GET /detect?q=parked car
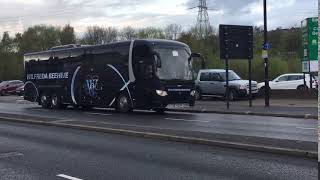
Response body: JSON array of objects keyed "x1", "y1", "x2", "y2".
[
  {"x1": 0, "y1": 80, "x2": 24, "y2": 96},
  {"x1": 15, "y1": 84, "x2": 25, "y2": 96},
  {"x1": 257, "y1": 73, "x2": 317, "y2": 93},
  {"x1": 195, "y1": 69, "x2": 258, "y2": 100}
]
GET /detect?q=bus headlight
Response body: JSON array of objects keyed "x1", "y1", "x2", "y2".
[
  {"x1": 156, "y1": 90, "x2": 168, "y2": 97},
  {"x1": 190, "y1": 90, "x2": 196, "y2": 96}
]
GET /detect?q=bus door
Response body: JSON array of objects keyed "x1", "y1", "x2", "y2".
[{"x1": 132, "y1": 44, "x2": 155, "y2": 108}]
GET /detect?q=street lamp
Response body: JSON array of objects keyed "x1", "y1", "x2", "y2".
[{"x1": 263, "y1": 0, "x2": 270, "y2": 107}]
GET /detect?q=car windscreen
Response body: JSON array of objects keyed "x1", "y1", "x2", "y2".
[{"x1": 220, "y1": 71, "x2": 241, "y2": 81}]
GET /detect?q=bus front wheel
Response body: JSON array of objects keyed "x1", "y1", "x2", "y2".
[{"x1": 116, "y1": 94, "x2": 132, "y2": 113}]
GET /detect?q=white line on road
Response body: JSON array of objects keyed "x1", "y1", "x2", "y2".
[
  {"x1": 0, "y1": 152, "x2": 24, "y2": 159},
  {"x1": 84, "y1": 112, "x2": 112, "y2": 116},
  {"x1": 57, "y1": 174, "x2": 83, "y2": 180},
  {"x1": 51, "y1": 120, "x2": 77, "y2": 124},
  {"x1": 295, "y1": 127, "x2": 317, "y2": 130},
  {"x1": 164, "y1": 118, "x2": 210, "y2": 123}
]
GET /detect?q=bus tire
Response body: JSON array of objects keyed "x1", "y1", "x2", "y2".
[
  {"x1": 51, "y1": 94, "x2": 62, "y2": 109},
  {"x1": 40, "y1": 94, "x2": 50, "y2": 109},
  {"x1": 116, "y1": 93, "x2": 132, "y2": 113},
  {"x1": 154, "y1": 108, "x2": 166, "y2": 114}
]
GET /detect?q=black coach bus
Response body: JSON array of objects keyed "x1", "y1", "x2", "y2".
[{"x1": 24, "y1": 39, "x2": 203, "y2": 113}]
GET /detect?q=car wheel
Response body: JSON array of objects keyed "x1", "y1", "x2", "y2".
[
  {"x1": 227, "y1": 89, "x2": 237, "y2": 101},
  {"x1": 40, "y1": 94, "x2": 50, "y2": 108},
  {"x1": 297, "y1": 85, "x2": 308, "y2": 92},
  {"x1": 194, "y1": 89, "x2": 202, "y2": 100},
  {"x1": 116, "y1": 94, "x2": 132, "y2": 113},
  {"x1": 0, "y1": 90, "x2": 4, "y2": 96}
]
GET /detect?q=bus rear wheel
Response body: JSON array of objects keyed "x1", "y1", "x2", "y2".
[
  {"x1": 40, "y1": 94, "x2": 50, "y2": 108},
  {"x1": 154, "y1": 108, "x2": 166, "y2": 114},
  {"x1": 116, "y1": 94, "x2": 132, "y2": 113},
  {"x1": 51, "y1": 94, "x2": 62, "y2": 109}
]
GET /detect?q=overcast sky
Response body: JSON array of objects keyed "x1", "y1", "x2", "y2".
[{"x1": 0, "y1": 0, "x2": 317, "y2": 36}]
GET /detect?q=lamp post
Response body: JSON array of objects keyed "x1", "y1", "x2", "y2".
[{"x1": 263, "y1": 0, "x2": 270, "y2": 107}]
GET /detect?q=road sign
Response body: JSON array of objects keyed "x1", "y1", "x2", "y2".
[
  {"x1": 301, "y1": 17, "x2": 318, "y2": 72},
  {"x1": 262, "y1": 50, "x2": 268, "y2": 58},
  {"x1": 263, "y1": 43, "x2": 271, "y2": 50},
  {"x1": 219, "y1": 25, "x2": 253, "y2": 60},
  {"x1": 219, "y1": 24, "x2": 254, "y2": 109}
]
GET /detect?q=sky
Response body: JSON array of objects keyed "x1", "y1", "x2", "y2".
[{"x1": 0, "y1": 0, "x2": 317, "y2": 36}]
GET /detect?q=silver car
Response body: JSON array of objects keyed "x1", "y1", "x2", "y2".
[{"x1": 195, "y1": 69, "x2": 258, "y2": 100}]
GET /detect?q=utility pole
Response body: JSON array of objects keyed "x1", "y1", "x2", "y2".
[
  {"x1": 188, "y1": 0, "x2": 211, "y2": 39},
  {"x1": 263, "y1": 0, "x2": 270, "y2": 107}
]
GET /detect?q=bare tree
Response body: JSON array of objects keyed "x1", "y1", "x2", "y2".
[
  {"x1": 137, "y1": 27, "x2": 165, "y2": 39},
  {"x1": 82, "y1": 26, "x2": 118, "y2": 45},
  {"x1": 121, "y1": 26, "x2": 137, "y2": 40},
  {"x1": 164, "y1": 24, "x2": 182, "y2": 40},
  {"x1": 104, "y1": 27, "x2": 118, "y2": 43}
]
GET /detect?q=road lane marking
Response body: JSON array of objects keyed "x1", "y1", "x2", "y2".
[
  {"x1": 82, "y1": 121, "x2": 183, "y2": 131},
  {"x1": 164, "y1": 118, "x2": 210, "y2": 123},
  {"x1": 51, "y1": 120, "x2": 77, "y2": 123},
  {"x1": 84, "y1": 112, "x2": 112, "y2": 116},
  {"x1": 57, "y1": 174, "x2": 83, "y2": 180},
  {"x1": 295, "y1": 127, "x2": 317, "y2": 130},
  {"x1": 0, "y1": 152, "x2": 24, "y2": 159}
]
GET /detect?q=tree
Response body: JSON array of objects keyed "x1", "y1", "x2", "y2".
[
  {"x1": 104, "y1": 27, "x2": 118, "y2": 43},
  {"x1": 121, "y1": 26, "x2": 137, "y2": 40},
  {"x1": 137, "y1": 27, "x2": 165, "y2": 39},
  {"x1": 60, "y1": 24, "x2": 76, "y2": 45},
  {"x1": 0, "y1": 32, "x2": 13, "y2": 53},
  {"x1": 164, "y1": 24, "x2": 182, "y2": 40},
  {"x1": 81, "y1": 26, "x2": 118, "y2": 45},
  {"x1": 19, "y1": 25, "x2": 60, "y2": 54}
]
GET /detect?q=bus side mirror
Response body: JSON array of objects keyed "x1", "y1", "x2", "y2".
[
  {"x1": 189, "y1": 53, "x2": 201, "y2": 59},
  {"x1": 189, "y1": 53, "x2": 206, "y2": 69},
  {"x1": 153, "y1": 52, "x2": 161, "y2": 68}
]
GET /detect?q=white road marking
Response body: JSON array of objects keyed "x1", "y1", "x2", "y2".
[
  {"x1": 164, "y1": 118, "x2": 210, "y2": 123},
  {"x1": 83, "y1": 120, "x2": 180, "y2": 131},
  {"x1": 84, "y1": 112, "x2": 112, "y2": 116},
  {"x1": 0, "y1": 152, "x2": 24, "y2": 159},
  {"x1": 57, "y1": 174, "x2": 83, "y2": 180},
  {"x1": 51, "y1": 120, "x2": 77, "y2": 123},
  {"x1": 295, "y1": 127, "x2": 317, "y2": 130}
]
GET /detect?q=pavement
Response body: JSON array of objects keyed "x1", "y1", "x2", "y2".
[
  {"x1": 0, "y1": 96, "x2": 317, "y2": 159},
  {"x1": 0, "y1": 121, "x2": 317, "y2": 180},
  {"x1": 169, "y1": 98, "x2": 318, "y2": 119}
]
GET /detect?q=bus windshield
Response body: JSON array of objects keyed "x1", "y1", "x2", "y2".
[{"x1": 153, "y1": 46, "x2": 193, "y2": 81}]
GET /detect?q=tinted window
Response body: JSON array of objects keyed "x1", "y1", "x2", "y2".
[
  {"x1": 288, "y1": 75, "x2": 301, "y2": 81},
  {"x1": 200, "y1": 72, "x2": 210, "y2": 81},
  {"x1": 71, "y1": 49, "x2": 85, "y2": 57},
  {"x1": 54, "y1": 50, "x2": 70, "y2": 59},
  {"x1": 210, "y1": 73, "x2": 221, "y2": 81},
  {"x1": 278, "y1": 76, "x2": 288, "y2": 81}
]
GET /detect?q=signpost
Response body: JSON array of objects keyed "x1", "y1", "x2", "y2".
[
  {"x1": 302, "y1": 17, "x2": 318, "y2": 72},
  {"x1": 219, "y1": 25, "x2": 253, "y2": 109},
  {"x1": 263, "y1": 0, "x2": 269, "y2": 107},
  {"x1": 301, "y1": 17, "x2": 318, "y2": 89}
]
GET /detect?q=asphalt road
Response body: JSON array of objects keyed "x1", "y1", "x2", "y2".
[
  {"x1": 0, "y1": 121, "x2": 317, "y2": 180},
  {"x1": 0, "y1": 102, "x2": 316, "y2": 143}
]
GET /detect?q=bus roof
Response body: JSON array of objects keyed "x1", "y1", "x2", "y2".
[{"x1": 23, "y1": 39, "x2": 189, "y2": 62}]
